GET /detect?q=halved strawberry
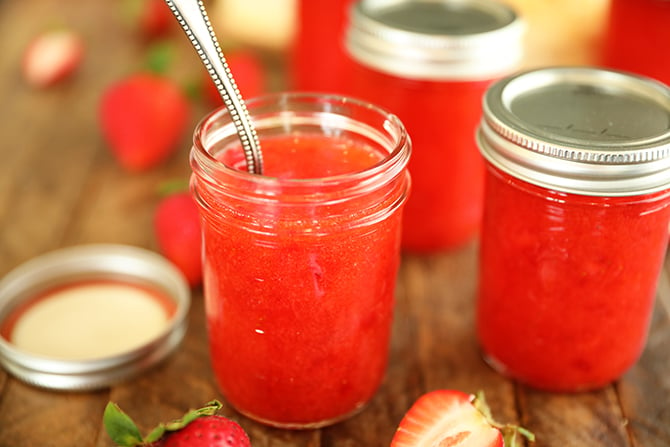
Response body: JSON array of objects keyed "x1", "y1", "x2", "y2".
[
  {"x1": 22, "y1": 29, "x2": 84, "y2": 88},
  {"x1": 391, "y1": 390, "x2": 534, "y2": 447}
]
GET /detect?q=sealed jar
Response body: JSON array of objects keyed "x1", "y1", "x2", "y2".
[
  {"x1": 190, "y1": 93, "x2": 411, "y2": 428},
  {"x1": 476, "y1": 67, "x2": 670, "y2": 391},
  {"x1": 346, "y1": 0, "x2": 523, "y2": 252},
  {"x1": 601, "y1": 0, "x2": 670, "y2": 86}
]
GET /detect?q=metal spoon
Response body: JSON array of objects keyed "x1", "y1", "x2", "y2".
[{"x1": 164, "y1": 0, "x2": 263, "y2": 174}]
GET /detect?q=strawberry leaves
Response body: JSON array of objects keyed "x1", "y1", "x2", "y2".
[
  {"x1": 103, "y1": 400, "x2": 223, "y2": 447},
  {"x1": 472, "y1": 391, "x2": 535, "y2": 447},
  {"x1": 103, "y1": 402, "x2": 146, "y2": 447}
]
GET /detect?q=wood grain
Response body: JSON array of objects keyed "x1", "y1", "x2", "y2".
[{"x1": 1, "y1": 1, "x2": 669, "y2": 447}]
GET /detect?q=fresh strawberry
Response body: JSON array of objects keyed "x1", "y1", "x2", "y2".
[
  {"x1": 154, "y1": 191, "x2": 202, "y2": 287},
  {"x1": 204, "y1": 50, "x2": 266, "y2": 106},
  {"x1": 138, "y1": 0, "x2": 176, "y2": 39},
  {"x1": 104, "y1": 400, "x2": 251, "y2": 447},
  {"x1": 99, "y1": 73, "x2": 190, "y2": 172},
  {"x1": 391, "y1": 390, "x2": 534, "y2": 447},
  {"x1": 161, "y1": 414, "x2": 250, "y2": 447},
  {"x1": 22, "y1": 29, "x2": 84, "y2": 88}
]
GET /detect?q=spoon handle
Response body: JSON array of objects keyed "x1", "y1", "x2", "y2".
[{"x1": 165, "y1": 0, "x2": 263, "y2": 174}]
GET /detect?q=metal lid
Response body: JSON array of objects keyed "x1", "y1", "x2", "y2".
[
  {"x1": 0, "y1": 244, "x2": 190, "y2": 391},
  {"x1": 478, "y1": 67, "x2": 670, "y2": 196},
  {"x1": 346, "y1": 0, "x2": 524, "y2": 80}
]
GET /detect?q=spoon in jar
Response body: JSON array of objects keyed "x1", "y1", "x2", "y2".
[{"x1": 164, "y1": 0, "x2": 263, "y2": 174}]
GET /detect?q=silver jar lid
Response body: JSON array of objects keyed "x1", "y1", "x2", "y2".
[
  {"x1": 478, "y1": 67, "x2": 670, "y2": 196},
  {"x1": 0, "y1": 244, "x2": 190, "y2": 391},
  {"x1": 346, "y1": 0, "x2": 524, "y2": 80}
]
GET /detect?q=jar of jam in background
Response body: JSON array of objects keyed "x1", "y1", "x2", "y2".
[
  {"x1": 190, "y1": 93, "x2": 411, "y2": 428},
  {"x1": 346, "y1": 0, "x2": 524, "y2": 252},
  {"x1": 601, "y1": 0, "x2": 670, "y2": 86},
  {"x1": 289, "y1": 0, "x2": 356, "y2": 95},
  {"x1": 476, "y1": 67, "x2": 670, "y2": 391}
]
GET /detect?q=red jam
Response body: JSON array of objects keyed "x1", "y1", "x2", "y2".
[
  {"x1": 350, "y1": 70, "x2": 493, "y2": 251},
  {"x1": 601, "y1": 0, "x2": 670, "y2": 85},
  {"x1": 289, "y1": 0, "x2": 355, "y2": 95},
  {"x1": 196, "y1": 133, "x2": 406, "y2": 427},
  {"x1": 476, "y1": 165, "x2": 670, "y2": 391}
]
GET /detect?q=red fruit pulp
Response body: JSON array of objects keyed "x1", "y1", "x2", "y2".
[
  {"x1": 350, "y1": 67, "x2": 492, "y2": 251},
  {"x1": 476, "y1": 165, "x2": 670, "y2": 391},
  {"x1": 601, "y1": 0, "x2": 670, "y2": 85},
  {"x1": 196, "y1": 134, "x2": 403, "y2": 427}
]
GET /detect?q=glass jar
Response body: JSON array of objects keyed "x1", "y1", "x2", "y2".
[
  {"x1": 346, "y1": 0, "x2": 524, "y2": 252},
  {"x1": 601, "y1": 0, "x2": 670, "y2": 86},
  {"x1": 476, "y1": 67, "x2": 670, "y2": 391},
  {"x1": 190, "y1": 93, "x2": 411, "y2": 428},
  {"x1": 289, "y1": 0, "x2": 356, "y2": 95}
]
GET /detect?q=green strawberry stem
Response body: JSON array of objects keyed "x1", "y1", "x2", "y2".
[
  {"x1": 157, "y1": 178, "x2": 190, "y2": 196},
  {"x1": 472, "y1": 391, "x2": 536, "y2": 447},
  {"x1": 146, "y1": 41, "x2": 175, "y2": 74},
  {"x1": 104, "y1": 400, "x2": 223, "y2": 446}
]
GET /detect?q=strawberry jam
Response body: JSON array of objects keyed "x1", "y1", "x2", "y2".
[
  {"x1": 190, "y1": 94, "x2": 410, "y2": 427},
  {"x1": 290, "y1": 0, "x2": 355, "y2": 95},
  {"x1": 601, "y1": 0, "x2": 670, "y2": 86},
  {"x1": 477, "y1": 166, "x2": 670, "y2": 390},
  {"x1": 476, "y1": 67, "x2": 670, "y2": 391},
  {"x1": 345, "y1": 0, "x2": 523, "y2": 252}
]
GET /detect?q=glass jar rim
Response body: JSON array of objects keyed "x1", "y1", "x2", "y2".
[{"x1": 191, "y1": 92, "x2": 411, "y2": 191}]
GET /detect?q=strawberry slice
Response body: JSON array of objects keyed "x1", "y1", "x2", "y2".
[
  {"x1": 22, "y1": 29, "x2": 84, "y2": 88},
  {"x1": 391, "y1": 390, "x2": 534, "y2": 447}
]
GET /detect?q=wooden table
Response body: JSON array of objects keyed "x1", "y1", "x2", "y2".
[{"x1": 1, "y1": 1, "x2": 669, "y2": 446}]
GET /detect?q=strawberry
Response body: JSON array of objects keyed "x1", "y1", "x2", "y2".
[
  {"x1": 204, "y1": 50, "x2": 266, "y2": 106},
  {"x1": 161, "y1": 415, "x2": 250, "y2": 447},
  {"x1": 391, "y1": 390, "x2": 535, "y2": 447},
  {"x1": 22, "y1": 29, "x2": 84, "y2": 88},
  {"x1": 104, "y1": 400, "x2": 251, "y2": 447},
  {"x1": 154, "y1": 190, "x2": 203, "y2": 287},
  {"x1": 138, "y1": 0, "x2": 177, "y2": 39},
  {"x1": 99, "y1": 73, "x2": 190, "y2": 172}
]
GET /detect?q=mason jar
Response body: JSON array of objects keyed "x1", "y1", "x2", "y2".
[
  {"x1": 601, "y1": 0, "x2": 670, "y2": 86},
  {"x1": 346, "y1": 0, "x2": 523, "y2": 252},
  {"x1": 476, "y1": 67, "x2": 670, "y2": 391},
  {"x1": 289, "y1": 0, "x2": 356, "y2": 95},
  {"x1": 190, "y1": 93, "x2": 411, "y2": 427}
]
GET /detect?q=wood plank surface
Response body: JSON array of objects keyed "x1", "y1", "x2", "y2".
[{"x1": 1, "y1": 1, "x2": 669, "y2": 447}]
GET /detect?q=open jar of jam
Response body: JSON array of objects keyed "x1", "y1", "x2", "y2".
[
  {"x1": 190, "y1": 93, "x2": 411, "y2": 428},
  {"x1": 346, "y1": 0, "x2": 524, "y2": 252},
  {"x1": 476, "y1": 67, "x2": 670, "y2": 391}
]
